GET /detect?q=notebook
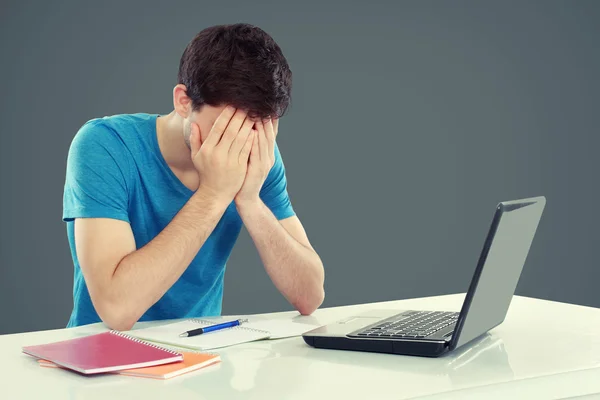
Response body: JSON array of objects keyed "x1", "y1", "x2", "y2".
[
  {"x1": 124, "y1": 319, "x2": 271, "y2": 351},
  {"x1": 38, "y1": 351, "x2": 220, "y2": 379},
  {"x1": 22, "y1": 331, "x2": 183, "y2": 374},
  {"x1": 123, "y1": 317, "x2": 322, "y2": 351}
]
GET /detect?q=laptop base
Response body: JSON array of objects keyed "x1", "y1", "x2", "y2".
[
  {"x1": 302, "y1": 309, "x2": 454, "y2": 357},
  {"x1": 302, "y1": 334, "x2": 449, "y2": 357}
]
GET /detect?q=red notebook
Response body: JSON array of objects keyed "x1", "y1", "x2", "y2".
[
  {"x1": 38, "y1": 351, "x2": 221, "y2": 379},
  {"x1": 22, "y1": 331, "x2": 183, "y2": 374}
]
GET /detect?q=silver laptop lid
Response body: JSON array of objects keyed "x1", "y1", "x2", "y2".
[{"x1": 450, "y1": 196, "x2": 546, "y2": 350}]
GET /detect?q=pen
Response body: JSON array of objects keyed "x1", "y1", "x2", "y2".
[{"x1": 179, "y1": 318, "x2": 248, "y2": 337}]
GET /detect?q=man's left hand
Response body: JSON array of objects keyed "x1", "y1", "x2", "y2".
[{"x1": 235, "y1": 118, "x2": 279, "y2": 206}]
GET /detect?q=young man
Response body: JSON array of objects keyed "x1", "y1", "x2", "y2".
[{"x1": 63, "y1": 24, "x2": 325, "y2": 330}]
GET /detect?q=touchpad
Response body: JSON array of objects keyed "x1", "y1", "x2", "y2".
[{"x1": 338, "y1": 316, "x2": 380, "y2": 324}]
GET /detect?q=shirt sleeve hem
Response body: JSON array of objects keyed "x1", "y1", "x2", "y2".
[
  {"x1": 63, "y1": 208, "x2": 130, "y2": 223},
  {"x1": 270, "y1": 206, "x2": 296, "y2": 221}
]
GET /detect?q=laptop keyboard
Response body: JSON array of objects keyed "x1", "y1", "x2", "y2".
[{"x1": 355, "y1": 310, "x2": 459, "y2": 339}]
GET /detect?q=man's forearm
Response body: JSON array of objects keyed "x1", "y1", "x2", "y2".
[
  {"x1": 103, "y1": 189, "x2": 229, "y2": 329},
  {"x1": 237, "y1": 200, "x2": 324, "y2": 315}
]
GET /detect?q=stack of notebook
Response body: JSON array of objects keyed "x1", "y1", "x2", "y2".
[
  {"x1": 22, "y1": 331, "x2": 220, "y2": 379},
  {"x1": 22, "y1": 316, "x2": 318, "y2": 379}
]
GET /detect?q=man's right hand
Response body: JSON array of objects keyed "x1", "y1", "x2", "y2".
[{"x1": 189, "y1": 106, "x2": 256, "y2": 203}]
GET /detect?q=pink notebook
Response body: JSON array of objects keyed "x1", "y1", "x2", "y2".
[
  {"x1": 38, "y1": 351, "x2": 221, "y2": 380},
  {"x1": 22, "y1": 331, "x2": 183, "y2": 375}
]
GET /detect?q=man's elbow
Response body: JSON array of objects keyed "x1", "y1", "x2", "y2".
[
  {"x1": 104, "y1": 315, "x2": 137, "y2": 332},
  {"x1": 296, "y1": 287, "x2": 325, "y2": 316},
  {"x1": 94, "y1": 298, "x2": 139, "y2": 331}
]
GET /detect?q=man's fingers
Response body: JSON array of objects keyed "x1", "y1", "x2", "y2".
[
  {"x1": 265, "y1": 119, "x2": 276, "y2": 157},
  {"x1": 220, "y1": 109, "x2": 249, "y2": 150},
  {"x1": 240, "y1": 129, "x2": 256, "y2": 164},
  {"x1": 256, "y1": 121, "x2": 268, "y2": 161},
  {"x1": 250, "y1": 128, "x2": 260, "y2": 162},
  {"x1": 230, "y1": 117, "x2": 254, "y2": 157},
  {"x1": 190, "y1": 123, "x2": 201, "y2": 156},
  {"x1": 204, "y1": 106, "x2": 237, "y2": 148}
]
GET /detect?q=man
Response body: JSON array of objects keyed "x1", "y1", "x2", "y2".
[{"x1": 63, "y1": 23, "x2": 325, "y2": 331}]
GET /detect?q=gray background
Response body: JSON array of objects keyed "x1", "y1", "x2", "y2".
[{"x1": 1, "y1": 0, "x2": 598, "y2": 335}]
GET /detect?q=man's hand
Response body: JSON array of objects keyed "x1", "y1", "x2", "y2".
[
  {"x1": 190, "y1": 106, "x2": 256, "y2": 203},
  {"x1": 235, "y1": 118, "x2": 279, "y2": 206}
]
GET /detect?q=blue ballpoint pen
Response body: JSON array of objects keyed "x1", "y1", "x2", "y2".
[{"x1": 179, "y1": 318, "x2": 248, "y2": 337}]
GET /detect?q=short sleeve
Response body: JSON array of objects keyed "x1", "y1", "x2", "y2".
[
  {"x1": 260, "y1": 143, "x2": 296, "y2": 220},
  {"x1": 63, "y1": 120, "x2": 131, "y2": 223}
]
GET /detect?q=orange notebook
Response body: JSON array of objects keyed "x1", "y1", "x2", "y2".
[{"x1": 38, "y1": 351, "x2": 220, "y2": 380}]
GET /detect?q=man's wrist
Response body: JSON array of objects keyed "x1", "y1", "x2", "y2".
[
  {"x1": 193, "y1": 185, "x2": 232, "y2": 209},
  {"x1": 235, "y1": 195, "x2": 263, "y2": 216}
]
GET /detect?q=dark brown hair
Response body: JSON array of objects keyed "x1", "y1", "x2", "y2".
[{"x1": 177, "y1": 23, "x2": 292, "y2": 119}]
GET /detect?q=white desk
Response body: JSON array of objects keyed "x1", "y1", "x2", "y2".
[{"x1": 2, "y1": 294, "x2": 599, "y2": 400}]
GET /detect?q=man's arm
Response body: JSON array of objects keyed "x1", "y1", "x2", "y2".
[
  {"x1": 76, "y1": 106, "x2": 256, "y2": 331},
  {"x1": 235, "y1": 119, "x2": 324, "y2": 314},
  {"x1": 236, "y1": 203, "x2": 324, "y2": 314},
  {"x1": 76, "y1": 189, "x2": 229, "y2": 331}
]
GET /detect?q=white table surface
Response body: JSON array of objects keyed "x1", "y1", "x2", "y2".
[{"x1": 2, "y1": 293, "x2": 599, "y2": 400}]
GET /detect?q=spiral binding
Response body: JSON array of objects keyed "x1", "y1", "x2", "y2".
[
  {"x1": 189, "y1": 319, "x2": 269, "y2": 335},
  {"x1": 160, "y1": 345, "x2": 220, "y2": 356},
  {"x1": 142, "y1": 340, "x2": 220, "y2": 356},
  {"x1": 109, "y1": 330, "x2": 183, "y2": 356}
]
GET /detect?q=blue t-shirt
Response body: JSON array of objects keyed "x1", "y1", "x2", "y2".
[{"x1": 63, "y1": 113, "x2": 295, "y2": 327}]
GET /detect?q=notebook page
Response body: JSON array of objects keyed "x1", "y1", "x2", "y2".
[
  {"x1": 124, "y1": 320, "x2": 271, "y2": 351},
  {"x1": 185, "y1": 314, "x2": 324, "y2": 339},
  {"x1": 242, "y1": 319, "x2": 322, "y2": 339}
]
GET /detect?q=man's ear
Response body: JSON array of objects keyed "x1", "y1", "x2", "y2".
[{"x1": 173, "y1": 84, "x2": 192, "y2": 118}]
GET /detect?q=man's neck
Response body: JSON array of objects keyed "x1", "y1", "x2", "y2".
[{"x1": 156, "y1": 111, "x2": 194, "y2": 171}]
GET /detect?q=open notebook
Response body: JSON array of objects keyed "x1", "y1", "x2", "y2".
[{"x1": 123, "y1": 317, "x2": 319, "y2": 351}]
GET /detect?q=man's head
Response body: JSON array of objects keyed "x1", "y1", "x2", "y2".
[{"x1": 173, "y1": 23, "x2": 292, "y2": 147}]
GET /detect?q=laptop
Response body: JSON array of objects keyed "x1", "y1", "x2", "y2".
[{"x1": 302, "y1": 196, "x2": 546, "y2": 357}]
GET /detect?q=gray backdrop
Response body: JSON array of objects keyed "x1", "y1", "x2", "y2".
[{"x1": 1, "y1": 0, "x2": 598, "y2": 335}]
